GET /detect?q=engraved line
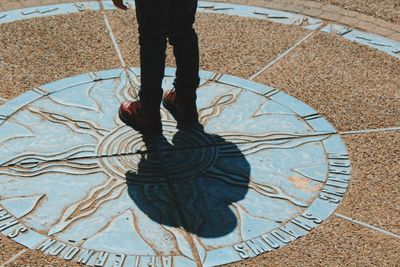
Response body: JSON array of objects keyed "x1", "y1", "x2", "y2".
[
  {"x1": 231, "y1": 203, "x2": 245, "y2": 241},
  {"x1": 97, "y1": 0, "x2": 140, "y2": 94},
  {"x1": 32, "y1": 87, "x2": 49, "y2": 96},
  {"x1": 238, "y1": 135, "x2": 330, "y2": 156},
  {"x1": 340, "y1": 127, "x2": 400, "y2": 135},
  {"x1": 0, "y1": 249, "x2": 27, "y2": 267},
  {"x1": 5, "y1": 162, "x2": 100, "y2": 174},
  {"x1": 199, "y1": 90, "x2": 241, "y2": 125},
  {"x1": 232, "y1": 202, "x2": 279, "y2": 224},
  {"x1": 156, "y1": 150, "x2": 203, "y2": 266},
  {"x1": 48, "y1": 180, "x2": 126, "y2": 236},
  {"x1": 0, "y1": 132, "x2": 336, "y2": 168},
  {"x1": 0, "y1": 169, "x2": 103, "y2": 178},
  {"x1": 249, "y1": 26, "x2": 323, "y2": 81},
  {"x1": 28, "y1": 108, "x2": 109, "y2": 139},
  {"x1": 0, "y1": 145, "x2": 96, "y2": 166},
  {"x1": 47, "y1": 84, "x2": 100, "y2": 112},
  {"x1": 335, "y1": 213, "x2": 400, "y2": 239}
]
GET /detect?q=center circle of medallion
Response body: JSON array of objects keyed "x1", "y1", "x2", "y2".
[{"x1": 97, "y1": 123, "x2": 219, "y2": 182}]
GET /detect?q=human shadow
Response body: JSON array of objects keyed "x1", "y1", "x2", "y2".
[{"x1": 126, "y1": 126, "x2": 251, "y2": 238}]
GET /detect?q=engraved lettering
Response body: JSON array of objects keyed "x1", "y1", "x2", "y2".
[
  {"x1": 329, "y1": 167, "x2": 350, "y2": 175},
  {"x1": 124, "y1": 256, "x2": 139, "y2": 267},
  {"x1": 95, "y1": 251, "x2": 109, "y2": 267},
  {"x1": 7, "y1": 226, "x2": 28, "y2": 238},
  {"x1": 279, "y1": 225, "x2": 302, "y2": 239},
  {"x1": 161, "y1": 256, "x2": 172, "y2": 267},
  {"x1": 326, "y1": 180, "x2": 348, "y2": 189},
  {"x1": 112, "y1": 254, "x2": 126, "y2": 267},
  {"x1": 0, "y1": 219, "x2": 19, "y2": 232},
  {"x1": 64, "y1": 247, "x2": 80, "y2": 260},
  {"x1": 302, "y1": 213, "x2": 323, "y2": 224},
  {"x1": 153, "y1": 256, "x2": 164, "y2": 267},
  {"x1": 149, "y1": 256, "x2": 156, "y2": 267},
  {"x1": 233, "y1": 243, "x2": 250, "y2": 259},
  {"x1": 77, "y1": 249, "x2": 95, "y2": 264},
  {"x1": 319, "y1": 193, "x2": 340, "y2": 203},
  {"x1": 328, "y1": 153, "x2": 349, "y2": 160},
  {"x1": 21, "y1": 7, "x2": 59, "y2": 15},
  {"x1": 37, "y1": 239, "x2": 57, "y2": 252},
  {"x1": 292, "y1": 218, "x2": 314, "y2": 231},
  {"x1": 328, "y1": 174, "x2": 350, "y2": 183},
  {"x1": 303, "y1": 113, "x2": 322, "y2": 120},
  {"x1": 322, "y1": 187, "x2": 345, "y2": 197},
  {"x1": 75, "y1": 3, "x2": 86, "y2": 11},
  {"x1": 49, "y1": 242, "x2": 66, "y2": 256},
  {"x1": 246, "y1": 237, "x2": 272, "y2": 255},
  {"x1": 137, "y1": 256, "x2": 152, "y2": 266},
  {"x1": 0, "y1": 211, "x2": 12, "y2": 221},
  {"x1": 271, "y1": 230, "x2": 294, "y2": 243},
  {"x1": 261, "y1": 234, "x2": 280, "y2": 249},
  {"x1": 329, "y1": 160, "x2": 350, "y2": 168}
]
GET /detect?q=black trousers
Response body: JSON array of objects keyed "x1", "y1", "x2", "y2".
[{"x1": 135, "y1": 0, "x2": 200, "y2": 109}]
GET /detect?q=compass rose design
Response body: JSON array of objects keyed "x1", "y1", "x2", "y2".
[{"x1": 0, "y1": 68, "x2": 350, "y2": 267}]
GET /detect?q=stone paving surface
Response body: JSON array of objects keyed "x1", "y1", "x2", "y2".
[
  {"x1": 310, "y1": 0, "x2": 400, "y2": 25},
  {"x1": 0, "y1": 0, "x2": 94, "y2": 12},
  {"x1": 0, "y1": 236, "x2": 26, "y2": 265},
  {"x1": 0, "y1": 11, "x2": 120, "y2": 99},
  {"x1": 228, "y1": 217, "x2": 400, "y2": 267},
  {"x1": 256, "y1": 32, "x2": 400, "y2": 132},
  {"x1": 107, "y1": 10, "x2": 308, "y2": 78},
  {"x1": 213, "y1": 0, "x2": 400, "y2": 42},
  {"x1": 3, "y1": 250, "x2": 82, "y2": 267},
  {"x1": 338, "y1": 131, "x2": 400, "y2": 235},
  {"x1": 0, "y1": 1, "x2": 399, "y2": 267},
  {"x1": 1, "y1": 0, "x2": 400, "y2": 42}
]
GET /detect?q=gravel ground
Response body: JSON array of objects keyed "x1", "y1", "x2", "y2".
[
  {"x1": 256, "y1": 32, "x2": 400, "y2": 132},
  {"x1": 3, "y1": 250, "x2": 83, "y2": 267},
  {"x1": 228, "y1": 216, "x2": 400, "y2": 267},
  {"x1": 0, "y1": 236, "x2": 26, "y2": 266},
  {"x1": 308, "y1": 0, "x2": 400, "y2": 25},
  {"x1": 107, "y1": 10, "x2": 308, "y2": 78},
  {"x1": 0, "y1": 11, "x2": 120, "y2": 99},
  {"x1": 0, "y1": 0, "x2": 84, "y2": 11},
  {"x1": 338, "y1": 131, "x2": 400, "y2": 235},
  {"x1": 1, "y1": 0, "x2": 400, "y2": 26}
]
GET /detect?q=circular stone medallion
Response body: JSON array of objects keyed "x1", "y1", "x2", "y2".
[{"x1": 0, "y1": 68, "x2": 351, "y2": 267}]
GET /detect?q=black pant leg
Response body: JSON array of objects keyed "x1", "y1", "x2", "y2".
[
  {"x1": 169, "y1": 0, "x2": 200, "y2": 94},
  {"x1": 135, "y1": 0, "x2": 172, "y2": 109}
]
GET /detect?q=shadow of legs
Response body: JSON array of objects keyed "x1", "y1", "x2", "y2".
[{"x1": 126, "y1": 127, "x2": 251, "y2": 238}]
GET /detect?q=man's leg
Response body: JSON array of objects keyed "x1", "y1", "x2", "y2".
[
  {"x1": 135, "y1": 0, "x2": 172, "y2": 110},
  {"x1": 163, "y1": 0, "x2": 200, "y2": 124},
  {"x1": 168, "y1": 0, "x2": 200, "y2": 94},
  {"x1": 119, "y1": 0, "x2": 172, "y2": 135}
]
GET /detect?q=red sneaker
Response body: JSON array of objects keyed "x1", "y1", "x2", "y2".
[
  {"x1": 162, "y1": 89, "x2": 200, "y2": 127},
  {"x1": 119, "y1": 101, "x2": 162, "y2": 135}
]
